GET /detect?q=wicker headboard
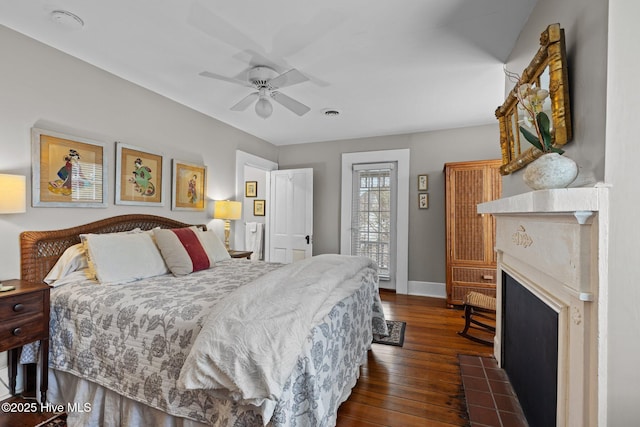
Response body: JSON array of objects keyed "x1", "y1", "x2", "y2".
[{"x1": 20, "y1": 214, "x2": 206, "y2": 284}]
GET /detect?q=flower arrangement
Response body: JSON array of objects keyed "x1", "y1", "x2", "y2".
[{"x1": 505, "y1": 69, "x2": 564, "y2": 155}]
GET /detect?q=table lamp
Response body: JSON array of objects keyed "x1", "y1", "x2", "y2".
[
  {"x1": 0, "y1": 174, "x2": 26, "y2": 292},
  {"x1": 213, "y1": 200, "x2": 242, "y2": 250}
]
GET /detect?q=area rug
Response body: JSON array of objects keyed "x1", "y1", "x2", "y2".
[
  {"x1": 373, "y1": 320, "x2": 406, "y2": 347},
  {"x1": 35, "y1": 412, "x2": 67, "y2": 427}
]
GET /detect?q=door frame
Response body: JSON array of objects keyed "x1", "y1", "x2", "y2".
[
  {"x1": 340, "y1": 149, "x2": 410, "y2": 294},
  {"x1": 235, "y1": 150, "x2": 278, "y2": 259}
]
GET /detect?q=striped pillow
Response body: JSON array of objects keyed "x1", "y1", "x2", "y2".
[{"x1": 153, "y1": 227, "x2": 230, "y2": 276}]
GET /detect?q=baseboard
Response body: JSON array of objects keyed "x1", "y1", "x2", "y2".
[{"x1": 408, "y1": 281, "x2": 446, "y2": 298}]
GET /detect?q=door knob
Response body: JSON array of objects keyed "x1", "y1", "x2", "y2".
[{"x1": 305, "y1": 235, "x2": 310, "y2": 244}]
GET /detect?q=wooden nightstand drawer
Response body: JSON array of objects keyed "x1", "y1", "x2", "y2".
[
  {"x1": 0, "y1": 279, "x2": 51, "y2": 402},
  {"x1": 0, "y1": 314, "x2": 46, "y2": 351},
  {"x1": 0, "y1": 291, "x2": 45, "y2": 319}
]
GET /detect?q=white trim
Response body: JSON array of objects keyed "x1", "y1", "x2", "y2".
[
  {"x1": 352, "y1": 162, "x2": 395, "y2": 171},
  {"x1": 341, "y1": 149, "x2": 410, "y2": 294},
  {"x1": 595, "y1": 185, "x2": 610, "y2": 427},
  {"x1": 408, "y1": 281, "x2": 446, "y2": 299}
]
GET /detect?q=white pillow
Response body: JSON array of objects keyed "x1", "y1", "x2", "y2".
[
  {"x1": 199, "y1": 230, "x2": 231, "y2": 262},
  {"x1": 153, "y1": 227, "x2": 230, "y2": 276},
  {"x1": 80, "y1": 232, "x2": 169, "y2": 284},
  {"x1": 80, "y1": 228, "x2": 145, "y2": 279},
  {"x1": 44, "y1": 243, "x2": 88, "y2": 285}
]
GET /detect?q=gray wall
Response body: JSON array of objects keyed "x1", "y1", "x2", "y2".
[
  {"x1": 242, "y1": 165, "x2": 267, "y2": 225},
  {"x1": 277, "y1": 124, "x2": 500, "y2": 284},
  {"x1": 0, "y1": 24, "x2": 277, "y2": 282},
  {"x1": 502, "y1": 0, "x2": 608, "y2": 196}
]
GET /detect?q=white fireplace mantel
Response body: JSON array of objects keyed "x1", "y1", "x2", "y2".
[
  {"x1": 477, "y1": 184, "x2": 608, "y2": 216},
  {"x1": 478, "y1": 184, "x2": 609, "y2": 427}
]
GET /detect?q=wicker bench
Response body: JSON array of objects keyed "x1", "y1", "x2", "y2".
[{"x1": 457, "y1": 291, "x2": 496, "y2": 345}]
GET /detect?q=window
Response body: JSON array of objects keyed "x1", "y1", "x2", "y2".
[{"x1": 351, "y1": 163, "x2": 395, "y2": 279}]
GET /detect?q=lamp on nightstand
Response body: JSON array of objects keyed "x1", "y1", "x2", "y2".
[
  {"x1": 213, "y1": 200, "x2": 242, "y2": 251},
  {"x1": 0, "y1": 174, "x2": 26, "y2": 292}
]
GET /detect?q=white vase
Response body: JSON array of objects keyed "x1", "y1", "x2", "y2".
[{"x1": 523, "y1": 153, "x2": 578, "y2": 190}]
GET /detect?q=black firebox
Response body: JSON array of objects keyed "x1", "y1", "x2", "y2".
[{"x1": 502, "y1": 272, "x2": 558, "y2": 427}]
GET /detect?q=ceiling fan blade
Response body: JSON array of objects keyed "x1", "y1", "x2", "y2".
[
  {"x1": 268, "y1": 69, "x2": 309, "y2": 89},
  {"x1": 189, "y1": 2, "x2": 262, "y2": 55},
  {"x1": 199, "y1": 71, "x2": 250, "y2": 87},
  {"x1": 230, "y1": 92, "x2": 259, "y2": 111},
  {"x1": 271, "y1": 92, "x2": 311, "y2": 116},
  {"x1": 233, "y1": 50, "x2": 285, "y2": 77}
]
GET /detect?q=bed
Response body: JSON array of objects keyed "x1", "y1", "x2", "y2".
[{"x1": 19, "y1": 214, "x2": 387, "y2": 427}]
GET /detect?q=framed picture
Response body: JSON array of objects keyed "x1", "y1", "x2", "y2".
[
  {"x1": 245, "y1": 181, "x2": 257, "y2": 197},
  {"x1": 172, "y1": 160, "x2": 207, "y2": 211},
  {"x1": 496, "y1": 24, "x2": 572, "y2": 175},
  {"x1": 418, "y1": 174, "x2": 428, "y2": 191},
  {"x1": 115, "y1": 142, "x2": 163, "y2": 206},
  {"x1": 253, "y1": 199, "x2": 265, "y2": 216},
  {"x1": 419, "y1": 193, "x2": 429, "y2": 209},
  {"x1": 31, "y1": 128, "x2": 108, "y2": 208}
]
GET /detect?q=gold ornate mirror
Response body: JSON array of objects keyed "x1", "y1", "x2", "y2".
[{"x1": 495, "y1": 23, "x2": 572, "y2": 175}]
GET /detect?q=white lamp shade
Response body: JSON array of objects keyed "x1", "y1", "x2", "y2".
[
  {"x1": 0, "y1": 174, "x2": 26, "y2": 214},
  {"x1": 213, "y1": 200, "x2": 242, "y2": 220},
  {"x1": 255, "y1": 97, "x2": 273, "y2": 119}
]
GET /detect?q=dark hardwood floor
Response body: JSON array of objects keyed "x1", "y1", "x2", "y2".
[
  {"x1": 337, "y1": 291, "x2": 495, "y2": 427},
  {"x1": 0, "y1": 396, "x2": 60, "y2": 427},
  {"x1": 1, "y1": 292, "x2": 494, "y2": 427}
]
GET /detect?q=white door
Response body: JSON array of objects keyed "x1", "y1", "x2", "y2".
[
  {"x1": 349, "y1": 163, "x2": 397, "y2": 290},
  {"x1": 340, "y1": 149, "x2": 410, "y2": 294},
  {"x1": 268, "y1": 168, "x2": 313, "y2": 264}
]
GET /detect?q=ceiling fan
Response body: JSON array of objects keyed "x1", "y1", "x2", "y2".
[{"x1": 199, "y1": 66, "x2": 311, "y2": 119}]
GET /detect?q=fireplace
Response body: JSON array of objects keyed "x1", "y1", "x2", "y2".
[{"x1": 478, "y1": 186, "x2": 608, "y2": 427}]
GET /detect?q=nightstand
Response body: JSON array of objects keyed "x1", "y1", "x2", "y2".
[
  {"x1": 0, "y1": 280, "x2": 50, "y2": 403},
  {"x1": 228, "y1": 250, "x2": 253, "y2": 259}
]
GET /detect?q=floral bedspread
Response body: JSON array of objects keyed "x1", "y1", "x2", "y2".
[{"x1": 24, "y1": 258, "x2": 386, "y2": 426}]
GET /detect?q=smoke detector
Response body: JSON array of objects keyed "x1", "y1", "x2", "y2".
[{"x1": 50, "y1": 10, "x2": 85, "y2": 29}]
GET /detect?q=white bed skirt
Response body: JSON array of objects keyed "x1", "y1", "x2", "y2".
[
  {"x1": 48, "y1": 369, "x2": 209, "y2": 427},
  {"x1": 48, "y1": 363, "x2": 362, "y2": 427}
]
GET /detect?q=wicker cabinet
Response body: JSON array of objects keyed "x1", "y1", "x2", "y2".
[{"x1": 444, "y1": 160, "x2": 502, "y2": 306}]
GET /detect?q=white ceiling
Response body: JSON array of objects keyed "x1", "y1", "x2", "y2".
[{"x1": 0, "y1": 0, "x2": 537, "y2": 146}]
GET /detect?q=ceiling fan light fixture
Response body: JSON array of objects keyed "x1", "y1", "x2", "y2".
[
  {"x1": 255, "y1": 97, "x2": 273, "y2": 119},
  {"x1": 201, "y1": 65, "x2": 309, "y2": 118}
]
